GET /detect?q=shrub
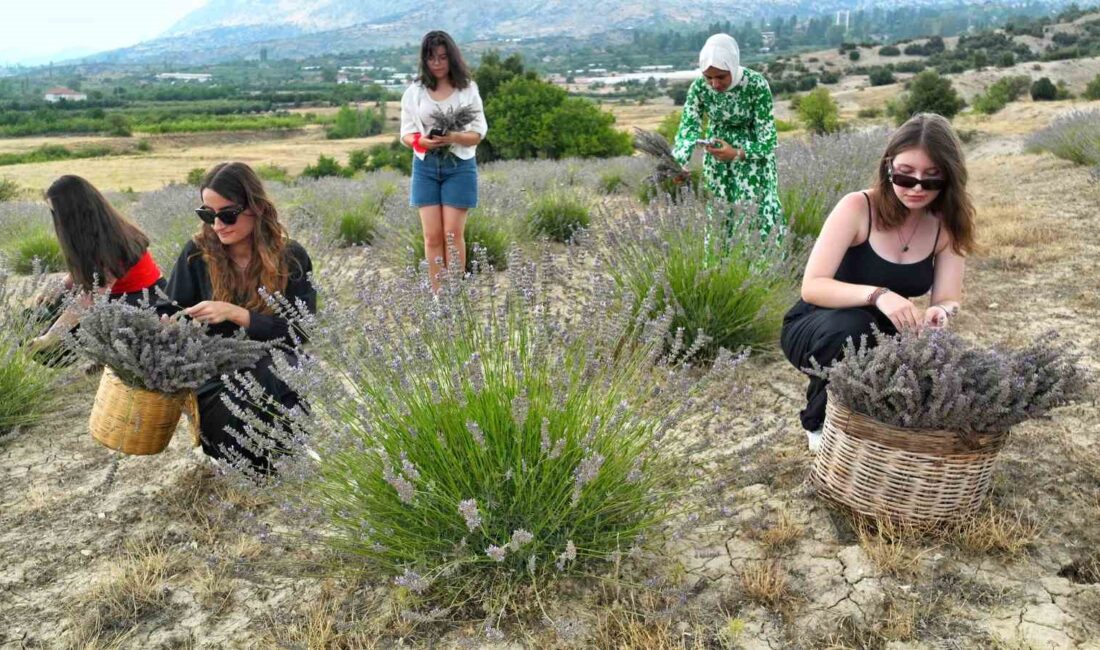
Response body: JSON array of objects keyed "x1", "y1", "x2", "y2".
[
  {"x1": 106, "y1": 113, "x2": 131, "y2": 137},
  {"x1": 858, "y1": 107, "x2": 883, "y2": 119},
  {"x1": 601, "y1": 194, "x2": 797, "y2": 360},
  {"x1": 1030, "y1": 77, "x2": 1058, "y2": 101},
  {"x1": 0, "y1": 178, "x2": 19, "y2": 202},
  {"x1": 186, "y1": 168, "x2": 206, "y2": 186},
  {"x1": 657, "y1": 110, "x2": 681, "y2": 142},
  {"x1": 868, "y1": 67, "x2": 896, "y2": 86},
  {"x1": 301, "y1": 154, "x2": 350, "y2": 179},
  {"x1": 797, "y1": 87, "x2": 840, "y2": 135},
  {"x1": 9, "y1": 229, "x2": 64, "y2": 274},
  {"x1": 1085, "y1": 74, "x2": 1100, "y2": 101},
  {"x1": 134, "y1": 140, "x2": 152, "y2": 153},
  {"x1": 0, "y1": 274, "x2": 62, "y2": 436},
  {"x1": 893, "y1": 70, "x2": 965, "y2": 124},
  {"x1": 337, "y1": 201, "x2": 381, "y2": 247},
  {"x1": 401, "y1": 209, "x2": 512, "y2": 272},
  {"x1": 879, "y1": 45, "x2": 901, "y2": 56},
  {"x1": 256, "y1": 163, "x2": 291, "y2": 184},
  {"x1": 973, "y1": 75, "x2": 1031, "y2": 114},
  {"x1": 1026, "y1": 109, "x2": 1100, "y2": 169},
  {"x1": 325, "y1": 105, "x2": 383, "y2": 139},
  {"x1": 218, "y1": 261, "x2": 743, "y2": 611},
  {"x1": 525, "y1": 192, "x2": 590, "y2": 243},
  {"x1": 849, "y1": 50, "x2": 861, "y2": 61},
  {"x1": 598, "y1": 170, "x2": 626, "y2": 193},
  {"x1": 820, "y1": 70, "x2": 841, "y2": 85},
  {"x1": 775, "y1": 118, "x2": 796, "y2": 132},
  {"x1": 353, "y1": 140, "x2": 413, "y2": 176},
  {"x1": 813, "y1": 329, "x2": 1088, "y2": 433},
  {"x1": 484, "y1": 76, "x2": 631, "y2": 160}
]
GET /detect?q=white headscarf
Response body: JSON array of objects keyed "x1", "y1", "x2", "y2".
[{"x1": 698, "y1": 33, "x2": 743, "y2": 91}]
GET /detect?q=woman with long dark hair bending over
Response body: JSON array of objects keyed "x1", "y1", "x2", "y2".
[
  {"x1": 166, "y1": 161, "x2": 315, "y2": 470},
  {"x1": 29, "y1": 175, "x2": 165, "y2": 354},
  {"x1": 781, "y1": 114, "x2": 975, "y2": 452}
]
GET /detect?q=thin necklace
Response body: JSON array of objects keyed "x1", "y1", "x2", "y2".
[{"x1": 897, "y1": 216, "x2": 921, "y2": 253}]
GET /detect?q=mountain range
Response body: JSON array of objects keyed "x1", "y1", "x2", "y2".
[{"x1": 75, "y1": 0, "x2": 1039, "y2": 65}]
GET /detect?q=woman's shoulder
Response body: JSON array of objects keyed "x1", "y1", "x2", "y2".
[
  {"x1": 401, "y1": 83, "x2": 423, "y2": 101},
  {"x1": 285, "y1": 238, "x2": 311, "y2": 260},
  {"x1": 178, "y1": 238, "x2": 202, "y2": 261},
  {"x1": 740, "y1": 68, "x2": 770, "y2": 92}
]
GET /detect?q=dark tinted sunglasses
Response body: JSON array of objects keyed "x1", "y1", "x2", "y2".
[
  {"x1": 195, "y1": 205, "x2": 245, "y2": 225},
  {"x1": 888, "y1": 169, "x2": 947, "y2": 191}
]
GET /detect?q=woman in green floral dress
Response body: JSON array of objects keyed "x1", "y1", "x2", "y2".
[{"x1": 672, "y1": 33, "x2": 785, "y2": 239}]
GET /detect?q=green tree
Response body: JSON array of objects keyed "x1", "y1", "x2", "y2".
[
  {"x1": 1030, "y1": 77, "x2": 1057, "y2": 101},
  {"x1": 1084, "y1": 74, "x2": 1100, "y2": 101},
  {"x1": 326, "y1": 105, "x2": 382, "y2": 139},
  {"x1": 798, "y1": 87, "x2": 840, "y2": 134},
  {"x1": 894, "y1": 70, "x2": 965, "y2": 123},
  {"x1": 483, "y1": 76, "x2": 631, "y2": 160},
  {"x1": 474, "y1": 51, "x2": 535, "y2": 101}
]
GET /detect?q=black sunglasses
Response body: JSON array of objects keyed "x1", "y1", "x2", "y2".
[
  {"x1": 195, "y1": 205, "x2": 245, "y2": 225},
  {"x1": 888, "y1": 169, "x2": 947, "y2": 191}
]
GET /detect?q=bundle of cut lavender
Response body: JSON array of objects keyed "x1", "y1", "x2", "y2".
[
  {"x1": 69, "y1": 300, "x2": 271, "y2": 394},
  {"x1": 633, "y1": 128, "x2": 687, "y2": 186},
  {"x1": 428, "y1": 104, "x2": 479, "y2": 135},
  {"x1": 811, "y1": 329, "x2": 1089, "y2": 433}
]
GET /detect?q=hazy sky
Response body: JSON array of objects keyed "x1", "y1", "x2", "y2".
[{"x1": 0, "y1": 0, "x2": 211, "y2": 65}]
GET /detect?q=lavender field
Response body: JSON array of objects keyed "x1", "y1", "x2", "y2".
[{"x1": 2, "y1": 112, "x2": 1100, "y2": 649}]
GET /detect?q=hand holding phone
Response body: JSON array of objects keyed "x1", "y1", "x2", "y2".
[
  {"x1": 428, "y1": 127, "x2": 447, "y2": 139},
  {"x1": 695, "y1": 138, "x2": 718, "y2": 147}
]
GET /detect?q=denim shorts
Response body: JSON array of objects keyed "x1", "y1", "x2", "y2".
[{"x1": 410, "y1": 151, "x2": 479, "y2": 209}]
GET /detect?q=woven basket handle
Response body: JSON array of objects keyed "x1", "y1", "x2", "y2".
[{"x1": 182, "y1": 391, "x2": 201, "y2": 448}]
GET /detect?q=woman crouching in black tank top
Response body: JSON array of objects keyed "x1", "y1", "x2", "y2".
[{"x1": 780, "y1": 113, "x2": 976, "y2": 452}]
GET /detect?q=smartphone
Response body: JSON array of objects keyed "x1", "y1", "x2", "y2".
[
  {"x1": 428, "y1": 127, "x2": 447, "y2": 138},
  {"x1": 695, "y1": 138, "x2": 717, "y2": 147}
]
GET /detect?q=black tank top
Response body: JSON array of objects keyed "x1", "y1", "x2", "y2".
[{"x1": 833, "y1": 192, "x2": 940, "y2": 298}]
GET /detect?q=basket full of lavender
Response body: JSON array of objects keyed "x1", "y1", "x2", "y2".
[
  {"x1": 71, "y1": 300, "x2": 272, "y2": 455},
  {"x1": 807, "y1": 329, "x2": 1089, "y2": 523}
]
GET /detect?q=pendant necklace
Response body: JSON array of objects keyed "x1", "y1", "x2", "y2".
[{"x1": 897, "y1": 217, "x2": 920, "y2": 253}]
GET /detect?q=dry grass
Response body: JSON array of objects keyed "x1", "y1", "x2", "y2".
[
  {"x1": 948, "y1": 504, "x2": 1041, "y2": 558},
  {"x1": 262, "y1": 580, "x2": 386, "y2": 649},
  {"x1": 747, "y1": 509, "x2": 804, "y2": 555},
  {"x1": 66, "y1": 539, "x2": 183, "y2": 647},
  {"x1": 851, "y1": 516, "x2": 937, "y2": 578},
  {"x1": 193, "y1": 563, "x2": 235, "y2": 617},
  {"x1": 737, "y1": 560, "x2": 796, "y2": 612},
  {"x1": 973, "y1": 201, "x2": 1061, "y2": 270},
  {"x1": 592, "y1": 608, "x2": 708, "y2": 650}
]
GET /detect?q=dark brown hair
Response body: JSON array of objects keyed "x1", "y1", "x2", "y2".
[
  {"x1": 194, "y1": 162, "x2": 289, "y2": 313},
  {"x1": 46, "y1": 175, "x2": 150, "y2": 290},
  {"x1": 417, "y1": 30, "x2": 471, "y2": 91},
  {"x1": 871, "y1": 113, "x2": 976, "y2": 255}
]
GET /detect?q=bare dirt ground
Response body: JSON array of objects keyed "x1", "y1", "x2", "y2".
[{"x1": 2, "y1": 99, "x2": 1099, "y2": 648}]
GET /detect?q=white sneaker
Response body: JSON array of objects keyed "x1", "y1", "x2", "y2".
[{"x1": 806, "y1": 429, "x2": 823, "y2": 454}]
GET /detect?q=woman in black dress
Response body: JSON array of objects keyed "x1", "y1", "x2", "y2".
[{"x1": 166, "y1": 161, "x2": 315, "y2": 470}]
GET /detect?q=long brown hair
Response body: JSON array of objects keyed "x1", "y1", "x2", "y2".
[
  {"x1": 417, "y1": 30, "x2": 471, "y2": 91},
  {"x1": 194, "y1": 162, "x2": 288, "y2": 313},
  {"x1": 46, "y1": 175, "x2": 149, "y2": 290},
  {"x1": 870, "y1": 113, "x2": 976, "y2": 255}
]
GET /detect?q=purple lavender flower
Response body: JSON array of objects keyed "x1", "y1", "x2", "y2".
[{"x1": 458, "y1": 498, "x2": 482, "y2": 531}]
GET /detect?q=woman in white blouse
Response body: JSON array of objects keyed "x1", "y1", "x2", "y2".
[{"x1": 400, "y1": 30, "x2": 488, "y2": 290}]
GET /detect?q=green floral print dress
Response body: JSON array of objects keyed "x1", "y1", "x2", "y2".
[{"x1": 672, "y1": 69, "x2": 785, "y2": 239}]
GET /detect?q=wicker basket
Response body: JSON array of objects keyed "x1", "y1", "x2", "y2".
[
  {"x1": 89, "y1": 368, "x2": 200, "y2": 455},
  {"x1": 809, "y1": 395, "x2": 1009, "y2": 523}
]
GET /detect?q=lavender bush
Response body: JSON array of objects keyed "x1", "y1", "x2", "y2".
[
  {"x1": 129, "y1": 184, "x2": 203, "y2": 270},
  {"x1": 70, "y1": 299, "x2": 272, "y2": 394},
  {"x1": 1026, "y1": 109, "x2": 1100, "y2": 178},
  {"x1": 812, "y1": 329, "x2": 1089, "y2": 433},
  {"x1": 0, "y1": 270, "x2": 64, "y2": 436},
  {"x1": 219, "y1": 254, "x2": 744, "y2": 608},
  {"x1": 777, "y1": 127, "x2": 888, "y2": 238},
  {"x1": 600, "y1": 193, "x2": 799, "y2": 361}
]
